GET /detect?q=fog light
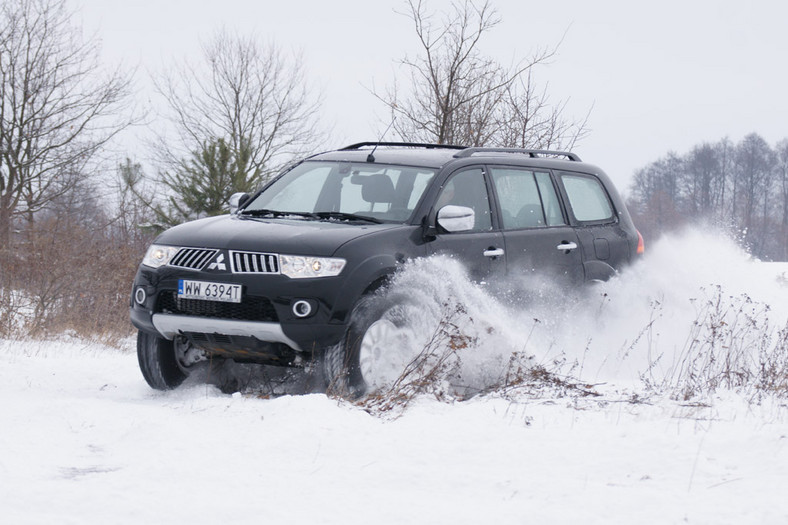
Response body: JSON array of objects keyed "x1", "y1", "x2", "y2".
[
  {"x1": 135, "y1": 287, "x2": 147, "y2": 305},
  {"x1": 292, "y1": 300, "x2": 312, "y2": 318}
]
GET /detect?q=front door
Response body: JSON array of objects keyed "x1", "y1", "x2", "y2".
[{"x1": 426, "y1": 167, "x2": 505, "y2": 283}]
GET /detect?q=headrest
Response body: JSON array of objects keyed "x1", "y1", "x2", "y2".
[{"x1": 361, "y1": 174, "x2": 395, "y2": 203}]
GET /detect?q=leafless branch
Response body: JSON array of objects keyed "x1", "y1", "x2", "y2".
[
  {"x1": 0, "y1": 0, "x2": 137, "y2": 245},
  {"x1": 373, "y1": 0, "x2": 589, "y2": 149},
  {"x1": 152, "y1": 29, "x2": 325, "y2": 185}
]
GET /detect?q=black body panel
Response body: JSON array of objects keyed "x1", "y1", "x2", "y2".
[{"x1": 130, "y1": 144, "x2": 641, "y2": 367}]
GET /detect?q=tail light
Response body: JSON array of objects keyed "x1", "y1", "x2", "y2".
[{"x1": 636, "y1": 230, "x2": 645, "y2": 255}]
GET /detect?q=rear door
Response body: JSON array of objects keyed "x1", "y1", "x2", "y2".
[
  {"x1": 488, "y1": 167, "x2": 583, "y2": 285},
  {"x1": 557, "y1": 171, "x2": 629, "y2": 281}
]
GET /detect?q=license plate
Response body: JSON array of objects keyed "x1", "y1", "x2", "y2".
[{"x1": 178, "y1": 280, "x2": 242, "y2": 303}]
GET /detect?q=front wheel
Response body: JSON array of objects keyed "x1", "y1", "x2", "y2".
[
  {"x1": 137, "y1": 330, "x2": 187, "y2": 390},
  {"x1": 324, "y1": 294, "x2": 413, "y2": 397}
]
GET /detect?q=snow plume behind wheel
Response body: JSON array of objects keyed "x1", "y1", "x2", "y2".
[{"x1": 323, "y1": 256, "x2": 534, "y2": 401}]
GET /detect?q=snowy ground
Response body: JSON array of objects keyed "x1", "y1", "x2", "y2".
[{"x1": 2, "y1": 230, "x2": 788, "y2": 524}]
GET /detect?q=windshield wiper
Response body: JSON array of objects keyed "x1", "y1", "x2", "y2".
[
  {"x1": 240, "y1": 209, "x2": 319, "y2": 219},
  {"x1": 240, "y1": 208, "x2": 383, "y2": 224},
  {"x1": 313, "y1": 212, "x2": 383, "y2": 224}
]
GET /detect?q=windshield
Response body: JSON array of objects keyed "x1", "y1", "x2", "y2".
[{"x1": 243, "y1": 161, "x2": 437, "y2": 223}]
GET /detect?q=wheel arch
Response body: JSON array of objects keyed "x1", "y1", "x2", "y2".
[
  {"x1": 329, "y1": 253, "x2": 400, "y2": 324},
  {"x1": 583, "y1": 259, "x2": 618, "y2": 282}
]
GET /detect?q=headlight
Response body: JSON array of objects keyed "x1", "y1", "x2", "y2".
[
  {"x1": 280, "y1": 255, "x2": 346, "y2": 278},
  {"x1": 142, "y1": 245, "x2": 179, "y2": 268}
]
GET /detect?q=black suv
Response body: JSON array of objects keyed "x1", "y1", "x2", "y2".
[{"x1": 130, "y1": 143, "x2": 643, "y2": 393}]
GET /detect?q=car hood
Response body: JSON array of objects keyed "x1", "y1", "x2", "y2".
[{"x1": 154, "y1": 214, "x2": 404, "y2": 256}]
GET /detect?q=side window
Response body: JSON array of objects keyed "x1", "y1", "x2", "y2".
[
  {"x1": 560, "y1": 173, "x2": 614, "y2": 223},
  {"x1": 489, "y1": 168, "x2": 566, "y2": 229},
  {"x1": 535, "y1": 172, "x2": 566, "y2": 226},
  {"x1": 435, "y1": 168, "x2": 493, "y2": 231}
]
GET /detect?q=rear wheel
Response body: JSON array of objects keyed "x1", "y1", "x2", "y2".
[{"x1": 137, "y1": 330, "x2": 187, "y2": 390}]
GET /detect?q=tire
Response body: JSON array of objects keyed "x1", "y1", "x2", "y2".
[
  {"x1": 137, "y1": 330, "x2": 187, "y2": 390},
  {"x1": 324, "y1": 294, "x2": 412, "y2": 397}
]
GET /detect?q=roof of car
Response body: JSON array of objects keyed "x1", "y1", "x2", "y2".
[{"x1": 309, "y1": 142, "x2": 592, "y2": 171}]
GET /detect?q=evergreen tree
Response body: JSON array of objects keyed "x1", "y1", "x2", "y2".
[{"x1": 157, "y1": 137, "x2": 263, "y2": 226}]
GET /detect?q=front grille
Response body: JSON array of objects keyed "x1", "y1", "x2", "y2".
[
  {"x1": 170, "y1": 248, "x2": 219, "y2": 271},
  {"x1": 231, "y1": 251, "x2": 279, "y2": 274},
  {"x1": 155, "y1": 291, "x2": 279, "y2": 322}
]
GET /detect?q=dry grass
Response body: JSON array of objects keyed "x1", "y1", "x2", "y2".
[
  {"x1": 659, "y1": 286, "x2": 788, "y2": 402},
  {"x1": 359, "y1": 302, "x2": 472, "y2": 416},
  {"x1": 348, "y1": 285, "x2": 788, "y2": 417},
  {"x1": 0, "y1": 219, "x2": 147, "y2": 345}
]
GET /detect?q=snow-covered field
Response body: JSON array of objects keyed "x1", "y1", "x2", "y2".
[{"x1": 2, "y1": 229, "x2": 788, "y2": 524}]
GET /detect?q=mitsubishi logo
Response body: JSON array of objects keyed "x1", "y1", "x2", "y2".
[{"x1": 207, "y1": 253, "x2": 227, "y2": 271}]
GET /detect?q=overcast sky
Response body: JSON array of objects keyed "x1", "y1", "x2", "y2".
[{"x1": 77, "y1": 0, "x2": 788, "y2": 190}]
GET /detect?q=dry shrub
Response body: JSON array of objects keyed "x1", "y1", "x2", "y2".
[
  {"x1": 651, "y1": 286, "x2": 788, "y2": 401},
  {"x1": 0, "y1": 217, "x2": 148, "y2": 344},
  {"x1": 359, "y1": 302, "x2": 473, "y2": 416},
  {"x1": 494, "y1": 352, "x2": 602, "y2": 400},
  {"x1": 357, "y1": 302, "x2": 600, "y2": 417},
  {"x1": 355, "y1": 284, "x2": 788, "y2": 416},
  {"x1": 756, "y1": 324, "x2": 788, "y2": 396},
  {"x1": 0, "y1": 247, "x2": 28, "y2": 337}
]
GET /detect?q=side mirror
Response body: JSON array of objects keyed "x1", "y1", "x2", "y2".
[
  {"x1": 437, "y1": 205, "x2": 475, "y2": 233},
  {"x1": 229, "y1": 192, "x2": 250, "y2": 214}
]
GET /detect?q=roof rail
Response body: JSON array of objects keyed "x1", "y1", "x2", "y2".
[
  {"x1": 340, "y1": 141, "x2": 467, "y2": 151},
  {"x1": 453, "y1": 147, "x2": 581, "y2": 162}
]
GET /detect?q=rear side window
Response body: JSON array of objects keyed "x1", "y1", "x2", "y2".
[
  {"x1": 489, "y1": 167, "x2": 565, "y2": 229},
  {"x1": 560, "y1": 173, "x2": 614, "y2": 223}
]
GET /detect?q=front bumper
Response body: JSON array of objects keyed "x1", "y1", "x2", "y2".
[
  {"x1": 151, "y1": 314, "x2": 302, "y2": 350},
  {"x1": 129, "y1": 265, "x2": 350, "y2": 362}
]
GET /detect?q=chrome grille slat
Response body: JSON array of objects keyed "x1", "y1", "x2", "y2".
[
  {"x1": 170, "y1": 248, "x2": 219, "y2": 270},
  {"x1": 198, "y1": 251, "x2": 214, "y2": 267},
  {"x1": 184, "y1": 251, "x2": 200, "y2": 267},
  {"x1": 230, "y1": 250, "x2": 280, "y2": 274}
]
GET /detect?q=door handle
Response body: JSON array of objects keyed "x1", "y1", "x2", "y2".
[
  {"x1": 556, "y1": 241, "x2": 578, "y2": 251},
  {"x1": 483, "y1": 248, "x2": 505, "y2": 258}
]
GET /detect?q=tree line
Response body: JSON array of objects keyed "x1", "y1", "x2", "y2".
[
  {"x1": 0, "y1": 0, "x2": 587, "y2": 339},
  {"x1": 628, "y1": 133, "x2": 788, "y2": 261}
]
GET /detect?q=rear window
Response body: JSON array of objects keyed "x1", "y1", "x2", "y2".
[{"x1": 560, "y1": 173, "x2": 614, "y2": 223}]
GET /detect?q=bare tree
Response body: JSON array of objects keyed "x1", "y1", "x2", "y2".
[
  {"x1": 682, "y1": 143, "x2": 720, "y2": 216},
  {"x1": 153, "y1": 30, "x2": 324, "y2": 188},
  {"x1": 777, "y1": 139, "x2": 788, "y2": 260},
  {"x1": 629, "y1": 152, "x2": 685, "y2": 241},
  {"x1": 0, "y1": 0, "x2": 136, "y2": 246},
  {"x1": 375, "y1": 0, "x2": 588, "y2": 149},
  {"x1": 734, "y1": 133, "x2": 776, "y2": 254},
  {"x1": 627, "y1": 134, "x2": 788, "y2": 260},
  {"x1": 496, "y1": 71, "x2": 590, "y2": 150}
]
